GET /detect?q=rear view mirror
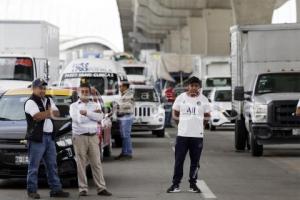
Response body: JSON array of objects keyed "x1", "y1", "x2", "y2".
[{"x1": 234, "y1": 86, "x2": 244, "y2": 101}]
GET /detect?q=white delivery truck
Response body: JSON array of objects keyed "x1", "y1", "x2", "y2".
[
  {"x1": 0, "y1": 20, "x2": 59, "y2": 89},
  {"x1": 59, "y1": 58, "x2": 127, "y2": 147},
  {"x1": 197, "y1": 56, "x2": 231, "y2": 97},
  {"x1": 118, "y1": 60, "x2": 148, "y2": 84},
  {"x1": 231, "y1": 24, "x2": 300, "y2": 156}
]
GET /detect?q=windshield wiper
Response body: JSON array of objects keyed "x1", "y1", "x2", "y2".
[{"x1": 0, "y1": 117, "x2": 11, "y2": 121}]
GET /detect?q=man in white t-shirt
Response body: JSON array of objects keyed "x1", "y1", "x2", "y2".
[
  {"x1": 296, "y1": 100, "x2": 300, "y2": 116},
  {"x1": 167, "y1": 76, "x2": 211, "y2": 194}
]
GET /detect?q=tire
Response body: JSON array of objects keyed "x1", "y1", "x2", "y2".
[
  {"x1": 152, "y1": 129, "x2": 165, "y2": 138},
  {"x1": 251, "y1": 133, "x2": 263, "y2": 157},
  {"x1": 103, "y1": 143, "x2": 112, "y2": 157},
  {"x1": 209, "y1": 122, "x2": 216, "y2": 131},
  {"x1": 114, "y1": 136, "x2": 122, "y2": 148},
  {"x1": 235, "y1": 118, "x2": 248, "y2": 151}
]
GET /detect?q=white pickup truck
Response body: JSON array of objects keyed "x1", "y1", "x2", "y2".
[{"x1": 131, "y1": 85, "x2": 165, "y2": 137}]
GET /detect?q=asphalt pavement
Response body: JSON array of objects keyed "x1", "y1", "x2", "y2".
[{"x1": 0, "y1": 127, "x2": 300, "y2": 200}]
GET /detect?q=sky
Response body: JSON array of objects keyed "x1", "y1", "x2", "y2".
[
  {"x1": 0, "y1": 0, "x2": 297, "y2": 53},
  {"x1": 272, "y1": 0, "x2": 297, "y2": 23},
  {"x1": 0, "y1": 0, "x2": 124, "y2": 52}
]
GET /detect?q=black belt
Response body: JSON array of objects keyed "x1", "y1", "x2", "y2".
[
  {"x1": 81, "y1": 133, "x2": 96, "y2": 136},
  {"x1": 43, "y1": 132, "x2": 52, "y2": 135}
]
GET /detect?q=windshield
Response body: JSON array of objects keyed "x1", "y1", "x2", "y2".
[
  {"x1": 0, "y1": 57, "x2": 34, "y2": 81},
  {"x1": 206, "y1": 78, "x2": 231, "y2": 87},
  {"x1": 60, "y1": 73, "x2": 119, "y2": 95},
  {"x1": 214, "y1": 90, "x2": 232, "y2": 102},
  {"x1": 0, "y1": 96, "x2": 28, "y2": 120},
  {"x1": 255, "y1": 73, "x2": 300, "y2": 94},
  {"x1": 202, "y1": 90, "x2": 211, "y2": 97},
  {"x1": 0, "y1": 94, "x2": 73, "y2": 121},
  {"x1": 133, "y1": 88, "x2": 159, "y2": 102},
  {"x1": 124, "y1": 67, "x2": 145, "y2": 75}
]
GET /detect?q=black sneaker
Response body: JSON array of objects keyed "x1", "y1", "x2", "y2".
[
  {"x1": 27, "y1": 192, "x2": 40, "y2": 199},
  {"x1": 115, "y1": 154, "x2": 132, "y2": 160},
  {"x1": 97, "y1": 189, "x2": 112, "y2": 196},
  {"x1": 166, "y1": 184, "x2": 181, "y2": 193},
  {"x1": 189, "y1": 184, "x2": 201, "y2": 193},
  {"x1": 79, "y1": 190, "x2": 88, "y2": 196},
  {"x1": 50, "y1": 190, "x2": 70, "y2": 198}
]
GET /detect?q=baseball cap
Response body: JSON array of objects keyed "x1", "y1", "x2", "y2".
[{"x1": 32, "y1": 78, "x2": 48, "y2": 88}]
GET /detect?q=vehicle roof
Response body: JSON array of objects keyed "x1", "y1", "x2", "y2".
[
  {"x1": 211, "y1": 87, "x2": 232, "y2": 91},
  {"x1": 0, "y1": 54, "x2": 34, "y2": 58},
  {"x1": 4, "y1": 88, "x2": 73, "y2": 96},
  {"x1": 130, "y1": 84, "x2": 155, "y2": 89},
  {"x1": 63, "y1": 58, "x2": 118, "y2": 73}
]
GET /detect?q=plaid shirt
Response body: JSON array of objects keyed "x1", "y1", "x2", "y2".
[{"x1": 118, "y1": 89, "x2": 135, "y2": 115}]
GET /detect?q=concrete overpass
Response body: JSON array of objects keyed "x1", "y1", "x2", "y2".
[{"x1": 117, "y1": 0, "x2": 295, "y2": 56}]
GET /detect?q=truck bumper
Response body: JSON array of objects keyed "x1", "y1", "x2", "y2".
[
  {"x1": 252, "y1": 123, "x2": 300, "y2": 144},
  {"x1": 132, "y1": 124, "x2": 164, "y2": 132}
]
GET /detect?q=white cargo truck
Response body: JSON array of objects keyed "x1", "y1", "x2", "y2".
[
  {"x1": 196, "y1": 56, "x2": 231, "y2": 97},
  {"x1": 231, "y1": 24, "x2": 300, "y2": 156},
  {"x1": 0, "y1": 20, "x2": 59, "y2": 90}
]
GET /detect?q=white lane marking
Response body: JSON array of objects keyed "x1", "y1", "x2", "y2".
[
  {"x1": 165, "y1": 131, "x2": 171, "y2": 139},
  {"x1": 197, "y1": 180, "x2": 217, "y2": 199}
]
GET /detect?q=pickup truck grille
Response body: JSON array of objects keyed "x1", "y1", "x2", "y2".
[
  {"x1": 268, "y1": 100, "x2": 300, "y2": 127},
  {"x1": 135, "y1": 106, "x2": 151, "y2": 117}
]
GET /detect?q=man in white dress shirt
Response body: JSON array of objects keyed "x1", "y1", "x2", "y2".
[
  {"x1": 296, "y1": 100, "x2": 300, "y2": 116},
  {"x1": 70, "y1": 81, "x2": 112, "y2": 197}
]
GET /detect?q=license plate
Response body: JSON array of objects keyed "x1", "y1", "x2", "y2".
[
  {"x1": 292, "y1": 129, "x2": 300, "y2": 136},
  {"x1": 15, "y1": 155, "x2": 29, "y2": 165}
]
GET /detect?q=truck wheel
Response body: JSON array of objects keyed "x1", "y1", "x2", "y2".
[
  {"x1": 152, "y1": 129, "x2": 165, "y2": 138},
  {"x1": 251, "y1": 133, "x2": 263, "y2": 157},
  {"x1": 114, "y1": 136, "x2": 122, "y2": 148},
  {"x1": 235, "y1": 119, "x2": 248, "y2": 151},
  {"x1": 103, "y1": 143, "x2": 112, "y2": 157},
  {"x1": 209, "y1": 122, "x2": 216, "y2": 131}
]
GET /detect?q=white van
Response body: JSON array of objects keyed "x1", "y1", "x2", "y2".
[{"x1": 59, "y1": 58, "x2": 126, "y2": 103}]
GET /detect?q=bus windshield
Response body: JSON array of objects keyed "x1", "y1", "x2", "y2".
[
  {"x1": 60, "y1": 72, "x2": 119, "y2": 95},
  {"x1": 0, "y1": 57, "x2": 34, "y2": 81}
]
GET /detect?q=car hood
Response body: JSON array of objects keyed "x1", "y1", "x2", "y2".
[
  {"x1": 254, "y1": 93, "x2": 300, "y2": 104},
  {"x1": 0, "y1": 80, "x2": 31, "y2": 91},
  {"x1": 0, "y1": 120, "x2": 27, "y2": 139},
  {"x1": 212, "y1": 102, "x2": 232, "y2": 110}
]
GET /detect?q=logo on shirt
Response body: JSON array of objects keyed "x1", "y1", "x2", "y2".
[
  {"x1": 186, "y1": 107, "x2": 196, "y2": 115},
  {"x1": 197, "y1": 101, "x2": 201, "y2": 106}
]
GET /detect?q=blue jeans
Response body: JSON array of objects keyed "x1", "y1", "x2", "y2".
[
  {"x1": 118, "y1": 115, "x2": 133, "y2": 156},
  {"x1": 27, "y1": 134, "x2": 62, "y2": 193}
]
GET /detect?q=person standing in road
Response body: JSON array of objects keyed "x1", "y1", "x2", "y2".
[
  {"x1": 115, "y1": 81, "x2": 135, "y2": 160},
  {"x1": 69, "y1": 81, "x2": 112, "y2": 197},
  {"x1": 167, "y1": 76, "x2": 211, "y2": 193},
  {"x1": 24, "y1": 78, "x2": 70, "y2": 199}
]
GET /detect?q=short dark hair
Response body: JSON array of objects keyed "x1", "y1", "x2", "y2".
[
  {"x1": 121, "y1": 81, "x2": 130, "y2": 89},
  {"x1": 187, "y1": 76, "x2": 202, "y2": 87},
  {"x1": 80, "y1": 79, "x2": 91, "y2": 88}
]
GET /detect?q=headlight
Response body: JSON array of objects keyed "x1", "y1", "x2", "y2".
[
  {"x1": 152, "y1": 107, "x2": 158, "y2": 114},
  {"x1": 253, "y1": 104, "x2": 267, "y2": 123},
  {"x1": 56, "y1": 134, "x2": 72, "y2": 147}
]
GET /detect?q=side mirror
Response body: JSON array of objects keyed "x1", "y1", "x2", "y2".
[{"x1": 234, "y1": 86, "x2": 245, "y2": 101}]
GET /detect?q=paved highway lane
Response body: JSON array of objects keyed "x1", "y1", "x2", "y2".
[{"x1": 0, "y1": 128, "x2": 300, "y2": 199}]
